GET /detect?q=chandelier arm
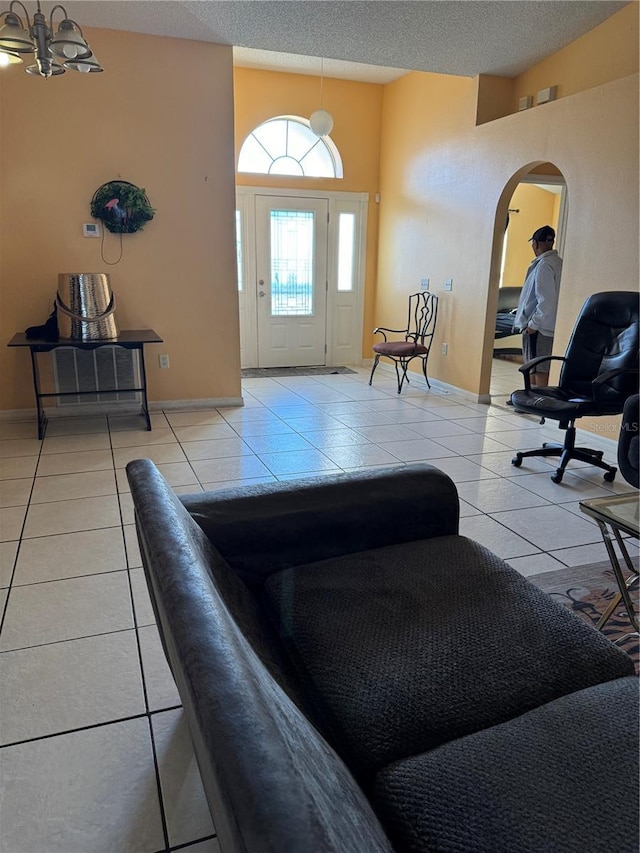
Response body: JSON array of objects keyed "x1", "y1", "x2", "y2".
[
  {"x1": 61, "y1": 18, "x2": 85, "y2": 37},
  {"x1": 49, "y1": 3, "x2": 69, "y2": 18},
  {"x1": 49, "y1": 4, "x2": 85, "y2": 35},
  {"x1": 48, "y1": 3, "x2": 67, "y2": 29},
  {"x1": 7, "y1": 1, "x2": 30, "y2": 24}
]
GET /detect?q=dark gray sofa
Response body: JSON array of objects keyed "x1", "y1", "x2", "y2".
[
  {"x1": 494, "y1": 285, "x2": 522, "y2": 355},
  {"x1": 126, "y1": 458, "x2": 638, "y2": 853}
]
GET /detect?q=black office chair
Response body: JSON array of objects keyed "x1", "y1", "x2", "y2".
[
  {"x1": 369, "y1": 292, "x2": 438, "y2": 394},
  {"x1": 618, "y1": 393, "x2": 639, "y2": 488},
  {"x1": 511, "y1": 291, "x2": 639, "y2": 483}
]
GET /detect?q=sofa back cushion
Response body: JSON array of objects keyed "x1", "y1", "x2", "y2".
[
  {"x1": 126, "y1": 458, "x2": 394, "y2": 853},
  {"x1": 181, "y1": 463, "x2": 459, "y2": 592}
]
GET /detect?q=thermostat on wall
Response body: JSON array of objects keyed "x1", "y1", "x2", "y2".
[{"x1": 82, "y1": 222, "x2": 101, "y2": 238}]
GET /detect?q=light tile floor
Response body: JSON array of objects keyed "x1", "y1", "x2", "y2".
[{"x1": 1, "y1": 360, "x2": 637, "y2": 853}]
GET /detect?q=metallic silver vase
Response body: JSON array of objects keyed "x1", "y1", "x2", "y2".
[{"x1": 56, "y1": 273, "x2": 118, "y2": 341}]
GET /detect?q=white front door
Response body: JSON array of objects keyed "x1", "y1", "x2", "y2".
[{"x1": 255, "y1": 196, "x2": 328, "y2": 367}]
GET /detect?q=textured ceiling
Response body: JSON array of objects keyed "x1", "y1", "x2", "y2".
[{"x1": 66, "y1": 1, "x2": 630, "y2": 83}]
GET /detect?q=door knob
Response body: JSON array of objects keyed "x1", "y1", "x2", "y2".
[{"x1": 259, "y1": 292, "x2": 265, "y2": 297}]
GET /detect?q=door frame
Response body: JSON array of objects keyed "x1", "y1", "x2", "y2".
[
  {"x1": 481, "y1": 166, "x2": 569, "y2": 401},
  {"x1": 517, "y1": 173, "x2": 568, "y2": 257},
  {"x1": 236, "y1": 186, "x2": 368, "y2": 368}
]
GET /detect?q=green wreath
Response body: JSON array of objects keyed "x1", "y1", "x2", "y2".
[{"x1": 90, "y1": 180, "x2": 155, "y2": 234}]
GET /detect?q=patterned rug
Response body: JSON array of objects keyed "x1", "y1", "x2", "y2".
[
  {"x1": 241, "y1": 366, "x2": 357, "y2": 378},
  {"x1": 528, "y1": 558, "x2": 639, "y2": 671}
]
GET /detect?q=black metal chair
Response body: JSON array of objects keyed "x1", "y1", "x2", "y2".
[
  {"x1": 369, "y1": 292, "x2": 438, "y2": 394},
  {"x1": 618, "y1": 393, "x2": 639, "y2": 488},
  {"x1": 511, "y1": 291, "x2": 639, "y2": 483}
]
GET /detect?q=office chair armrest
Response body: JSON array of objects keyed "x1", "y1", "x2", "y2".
[
  {"x1": 373, "y1": 326, "x2": 407, "y2": 342},
  {"x1": 591, "y1": 367, "x2": 640, "y2": 405},
  {"x1": 518, "y1": 355, "x2": 566, "y2": 391},
  {"x1": 592, "y1": 367, "x2": 639, "y2": 386}
]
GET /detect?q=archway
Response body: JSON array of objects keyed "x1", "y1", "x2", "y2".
[{"x1": 481, "y1": 162, "x2": 568, "y2": 406}]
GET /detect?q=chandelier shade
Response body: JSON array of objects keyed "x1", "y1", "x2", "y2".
[
  {"x1": 25, "y1": 57, "x2": 62, "y2": 74},
  {"x1": 0, "y1": 1, "x2": 103, "y2": 77},
  {"x1": 49, "y1": 18, "x2": 90, "y2": 59},
  {"x1": 0, "y1": 11, "x2": 33, "y2": 51},
  {"x1": 64, "y1": 55, "x2": 102, "y2": 73},
  {"x1": 0, "y1": 47, "x2": 21, "y2": 64}
]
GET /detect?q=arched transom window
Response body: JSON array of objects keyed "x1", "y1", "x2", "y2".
[{"x1": 238, "y1": 116, "x2": 343, "y2": 179}]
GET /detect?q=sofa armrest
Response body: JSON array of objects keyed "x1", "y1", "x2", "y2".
[
  {"x1": 126, "y1": 458, "x2": 394, "y2": 853},
  {"x1": 181, "y1": 463, "x2": 459, "y2": 591}
]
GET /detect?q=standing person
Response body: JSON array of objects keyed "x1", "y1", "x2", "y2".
[{"x1": 513, "y1": 225, "x2": 563, "y2": 387}]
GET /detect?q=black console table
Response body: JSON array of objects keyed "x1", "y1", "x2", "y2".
[{"x1": 7, "y1": 330, "x2": 163, "y2": 439}]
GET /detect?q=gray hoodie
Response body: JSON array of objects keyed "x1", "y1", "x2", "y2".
[{"x1": 513, "y1": 249, "x2": 563, "y2": 337}]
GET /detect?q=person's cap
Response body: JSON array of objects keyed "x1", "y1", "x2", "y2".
[{"x1": 529, "y1": 225, "x2": 555, "y2": 243}]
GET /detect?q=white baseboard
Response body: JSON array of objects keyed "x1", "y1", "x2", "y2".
[
  {"x1": 371, "y1": 361, "x2": 490, "y2": 404},
  {"x1": 150, "y1": 398, "x2": 244, "y2": 411},
  {"x1": 0, "y1": 398, "x2": 244, "y2": 423},
  {"x1": 0, "y1": 408, "x2": 37, "y2": 423}
]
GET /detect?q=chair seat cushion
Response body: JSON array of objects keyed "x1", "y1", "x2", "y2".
[
  {"x1": 511, "y1": 386, "x2": 597, "y2": 418},
  {"x1": 261, "y1": 535, "x2": 634, "y2": 780},
  {"x1": 372, "y1": 676, "x2": 639, "y2": 853},
  {"x1": 373, "y1": 341, "x2": 427, "y2": 356}
]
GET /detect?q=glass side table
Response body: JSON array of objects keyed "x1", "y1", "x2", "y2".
[{"x1": 579, "y1": 493, "x2": 639, "y2": 634}]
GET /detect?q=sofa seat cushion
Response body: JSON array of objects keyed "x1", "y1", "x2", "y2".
[
  {"x1": 372, "y1": 676, "x2": 639, "y2": 853},
  {"x1": 261, "y1": 535, "x2": 634, "y2": 780}
]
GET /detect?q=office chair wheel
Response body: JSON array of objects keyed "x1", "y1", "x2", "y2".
[
  {"x1": 551, "y1": 470, "x2": 564, "y2": 483},
  {"x1": 512, "y1": 454, "x2": 523, "y2": 467},
  {"x1": 603, "y1": 470, "x2": 616, "y2": 482}
]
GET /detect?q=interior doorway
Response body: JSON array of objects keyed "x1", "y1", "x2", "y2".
[{"x1": 490, "y1": 168, "x2": 567, "y2": 404}]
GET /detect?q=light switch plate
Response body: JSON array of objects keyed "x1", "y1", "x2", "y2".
[{"x1": 82, "y1": 223, "x2": 101, "y2": 238}]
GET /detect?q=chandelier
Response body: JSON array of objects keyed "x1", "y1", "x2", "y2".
[{"x1": 0, "y1": 1, "x2": 102, "y2": 78}]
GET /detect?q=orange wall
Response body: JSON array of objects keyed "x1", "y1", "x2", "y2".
[
  {"x1": 0, "y1": 28, "x2": 239, "y2": 413},
  {"x1": 233, "y1": 67, "x2": 383, "y2": 349},
  {"x1": 377, "y1": 71, "x2": 639, "y2": 422},
  {"x1": 513, "y1": 2, "x2": 639, "y2": 107},
  {"x1": 1, "y1": 10, "x2": 637, "y2": 422}
]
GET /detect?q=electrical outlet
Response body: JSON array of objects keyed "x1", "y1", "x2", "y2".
[
  {"x1": 441, "y1": 343, "x2": 448, "y2": 356},
  {"x1": 444, "y1": 278, "x2": 453, "y2": 291},
  {"x1": 158, "y1": 354, "x2": 170, "y2": 369},
  {"x1": 420, "y1": 278, "x2": 429, "y2": 290}
]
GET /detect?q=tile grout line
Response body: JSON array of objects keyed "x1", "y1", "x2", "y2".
[
  {"x1": 0, "y1": 704, "x2": 182, "y2": 751},
  {"x1": 0, "y1": 436, "x2": 46, "y2": 637}
]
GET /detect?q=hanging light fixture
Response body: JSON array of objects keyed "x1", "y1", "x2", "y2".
[
  {"x1": 0, "y1": 1, "x2": 103, "y2": 78},
  {"x1": 309, "y1": 58, "x2": 334, "y2": 138}
]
